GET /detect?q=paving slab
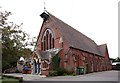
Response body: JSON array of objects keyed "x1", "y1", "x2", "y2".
[{"x1": 3, "y1": 70, "x2": 119, "y2": 81}]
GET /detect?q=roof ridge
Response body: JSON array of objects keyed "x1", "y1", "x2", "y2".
[
  {"x1": 48, "y1": 12, "x2": 97, "y2": 44},
  {"x1": 98, "y1": 44, "x2": 107, "y2": 47},
  {"x1": 41, "y1": 12, "x2": 103, "y2": 55}
]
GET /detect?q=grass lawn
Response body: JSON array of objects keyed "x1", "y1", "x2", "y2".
[{"x1": 0, "y1": 76, "x2": 20, "y2": 83}]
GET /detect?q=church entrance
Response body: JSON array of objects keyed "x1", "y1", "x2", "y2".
[{"x1": 32, "y1": 58, "x2": 41, "y2": 75}]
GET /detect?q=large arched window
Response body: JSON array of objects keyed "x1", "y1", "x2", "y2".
[{"x1": 41, "y1": 29, "x2": 54, "y2": 51}]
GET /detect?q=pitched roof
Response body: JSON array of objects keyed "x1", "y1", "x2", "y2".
[
  {"x1": 48, "y1": 12, "x2": 102, "y2": 55},
  {"x1": 40, "y1": 12, "x2": 107, "y2": 56},
  {"x1": 98, "y1": 44, "x2": 107, "y2": 55},
  {"x1": 36, "y1": 48, "x2": 62, "y2": 60}
]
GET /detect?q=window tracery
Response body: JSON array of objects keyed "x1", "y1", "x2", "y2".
[{"x1": 41, "y1": 29, "x2": 54, "y2": 51}]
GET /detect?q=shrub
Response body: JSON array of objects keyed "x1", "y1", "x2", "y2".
[
  {"x1": 49, "y1": 71, "x2": 58, "y2": 76},
  {"x1": 15, "y1": 69, "x2": 21, "y2": 73},
  {"x1": 49, "y1": 67, "x2": 68, "y2": 76},
  {"x1": 19, "y1": 77, "x2": 23, "y2": 82},
  {"x1": 67, "y1": 70, "x2": 74, "y2": 75},
  {"x1": 55, "y1": 67, "x2": 68, "y2": 76}
]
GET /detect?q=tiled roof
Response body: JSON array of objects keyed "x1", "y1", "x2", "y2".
[
  {"x1": 98, "y1": 44, "x2": 107, "y2": 55},
  {"x1": 38, "y1": 51, "x2": 50, "y2": 60},
  {"x1": 47, "y1": 12, "x2": 102, "y2": 55},
  {"x1": 36, "y1": 48, "x2": 62, "y2": 60}
]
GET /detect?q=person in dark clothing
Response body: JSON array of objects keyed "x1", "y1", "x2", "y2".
[
  {"x1": 36, "y1": 59, "x2": 40, "y2": 75},
  {"x1": 33, "y1": 59, "x2": 37, "y2": 74}
]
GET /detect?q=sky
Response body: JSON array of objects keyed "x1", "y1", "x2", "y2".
[{"x1": 0, "y1": 0, "x2": 119, "y2": 58}]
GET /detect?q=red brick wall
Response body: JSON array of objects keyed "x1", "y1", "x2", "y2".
[
  {"x1": 36, "y1": 18, "x2": 61, "y2": 51},
  {"x1": 36, "y1": 16, "x2": 112, "y2": 76},
  {"x1": 63, "y1": 47, "x2": 112, "y2": 74},
  {"x1": 36, "y1": 17, "x2": 71, "y2": 75}
]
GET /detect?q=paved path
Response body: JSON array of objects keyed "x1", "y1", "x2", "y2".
[
  {"x1": 3, "y1": 70, "x2": 119, "y2": 81},
  {"x1": 45, "y1": 70, "x2": 118, "y2": 81},
  {"x1": 23, "y1": 74, "x2": 46, "y2": 81},
  {"x1": 34, "y1": 70, "x2": 119, "y2": 81}
]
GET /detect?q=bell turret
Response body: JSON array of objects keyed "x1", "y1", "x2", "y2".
[{"x1": 40, "y1": 12, "x2": 49, "y2": 21}]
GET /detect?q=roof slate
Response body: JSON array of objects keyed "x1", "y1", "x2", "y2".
[
  {"x1": 47, "y1": 12, "x2": 102, "y2": 55},
  {"x1": 36, "y1": 48, "x2": 62, "y2": 60},
  {"x1": 98, "y1": 44, "x2": 107, "y2": 55}
]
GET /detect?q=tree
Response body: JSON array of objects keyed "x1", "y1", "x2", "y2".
[{"x1": 0, "y1": 10, "x2": 34, "y2": 71}]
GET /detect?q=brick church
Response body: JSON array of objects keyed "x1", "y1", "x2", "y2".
[{"x1": 31, "y1": 11, "x2": 112, "y2": 76}]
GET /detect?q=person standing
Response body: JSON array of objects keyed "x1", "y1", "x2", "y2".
[
  {"x1": 36, "y1": 59, "x2": 40, "y2": 75},
  {"x1": 32, "y1": 59, "x2": 37, "y2": 74}
]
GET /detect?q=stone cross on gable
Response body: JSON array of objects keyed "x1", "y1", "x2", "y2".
[{"x1": 44, "y1": 2, "x2": 46, "y2": 11}]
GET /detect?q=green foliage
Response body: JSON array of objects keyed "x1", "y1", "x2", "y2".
[
  {"x1": 50, "y1": 54, "x2": 75, "y2": 76},
  {"x1": 50, "y1": 54, "x2": 68, "y2": 76},
  {"x1": 19, "y1": 77, "x2": 23, "y2": 83},
  {"x1": 55, "y1": 67, "x2": 68, "y2": 76},
  {"x1": 2, "y1": 75, "x2": 23, "y2": 83},
  {"x1": 0, "y1": 10, "x2": 34, "y2": 71},
  {"x1": 15, "y1": 69, "x2": 21, "y2": 73},
  {"x1": 49, "y1": 71, "x2": 58, "y2": 76},
  {"x1": 51, "y1": 54, "x2": 61, "y2": 70},
  {"x1": 49, "y1": 67, "x2": 68, "y2": 76}
]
